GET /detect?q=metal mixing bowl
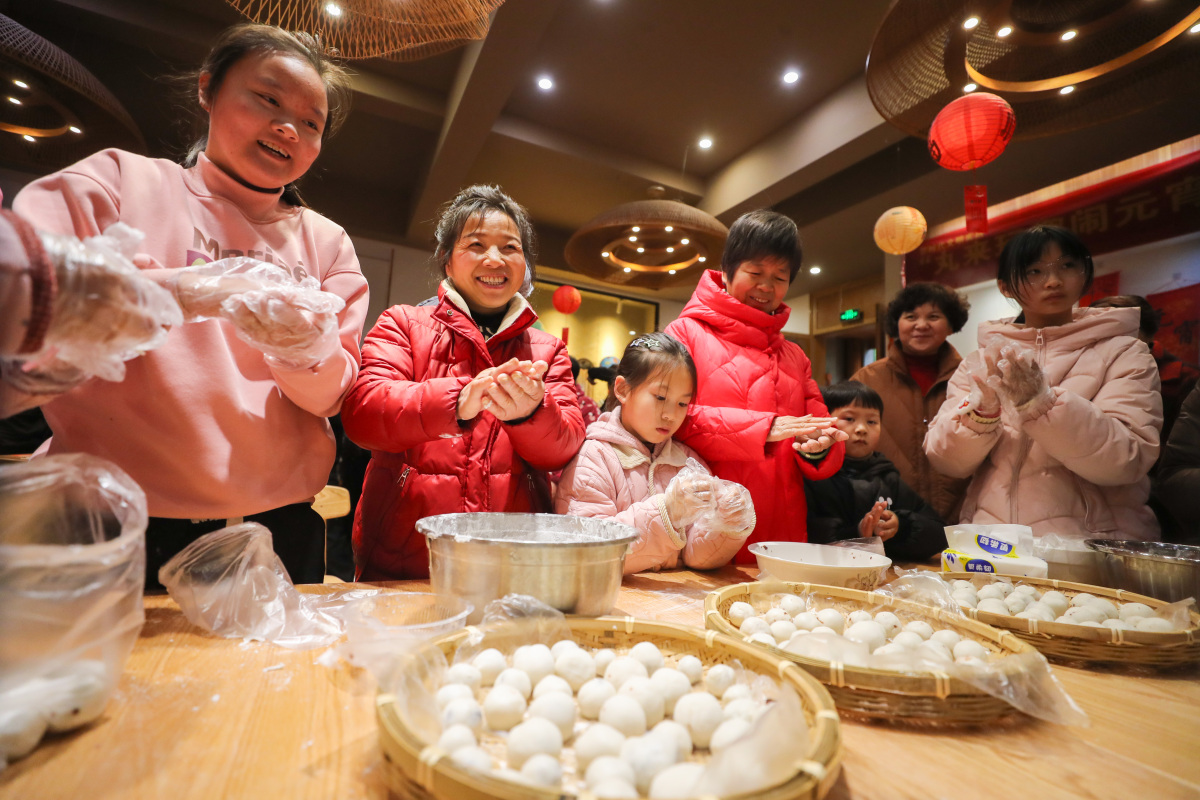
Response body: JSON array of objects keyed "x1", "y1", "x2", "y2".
[
  {"x1": 417, "y1": 513, "x2": 639, "y2": 623},
  {"x1": 1085, "y1": 540, "x2": 1200, "y2": 603}
]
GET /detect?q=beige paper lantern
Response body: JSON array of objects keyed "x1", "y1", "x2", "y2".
[{"x1": 873, "y1": 206, "x2": 927, "y2": 255}]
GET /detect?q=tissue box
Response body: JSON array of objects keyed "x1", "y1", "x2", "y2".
[{"x1": 940, "y1": 525, "x2": 1049, "y2": 578}]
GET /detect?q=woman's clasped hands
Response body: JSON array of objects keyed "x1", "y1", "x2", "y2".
[
  {"x1": 457, "y1": 357, "x2": 548, "y2": 423},
  {"x1": 767, "y1": 414, "x2": 850, "y2": 455}
]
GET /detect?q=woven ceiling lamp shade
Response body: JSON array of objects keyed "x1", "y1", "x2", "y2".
[
  {"x1": 224, "y1": 0, "x2": 505, "y2": 61},
  {"x1": 0, "y1": 14, "x2": 145, "y2": 172},
  {"x1": 565, "y1": 191, "x2": 729, "y2": 291},
  {"x1": 866, "y1": 0, "x2": 1200, "y2": 140}
]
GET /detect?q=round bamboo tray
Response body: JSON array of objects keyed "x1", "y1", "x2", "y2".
[
  {"x1": 950, "y1": 575, "x2": 1200, "y2": 667},
  {"x1": 705, "y1": 581, "x2": 1037, "y2": 726},
  {"x1": 376, "y1": 615, "x2": 843, "y2": 800}
]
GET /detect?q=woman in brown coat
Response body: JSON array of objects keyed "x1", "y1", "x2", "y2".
[{"x1": 851, "y1": 283, "x2": 971, "y2": 521}]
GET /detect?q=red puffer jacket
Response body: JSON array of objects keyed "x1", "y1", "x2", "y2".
[
  {"x1": 665, "y1": 270, "x2": 843, "y2": 561},
  {"x1": 341, "y1": 284, "x2": 585, "y2": 579}
]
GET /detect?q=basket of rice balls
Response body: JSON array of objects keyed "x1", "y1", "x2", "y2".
[
  {"x1": 374, "y1": 608, "x2": 843, "y2": 800},
  {"x1": 704, "y1": 580, "x2": 1076, "y2": 727},
  {"x1": 942, "y1": 575, "x2": 1200, "y2": 667}
]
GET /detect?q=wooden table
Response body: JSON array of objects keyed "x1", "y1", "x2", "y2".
[{"x1": 3, "y1": 566, "x2": 1198, "y2": 800}]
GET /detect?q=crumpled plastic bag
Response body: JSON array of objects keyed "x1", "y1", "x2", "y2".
[
  {"x1": 173, "y1": 257, "x2": 344, "y2": 369},
  {"x1": 666, "y1": 457, "x2": 755, "y2": 534},
  {"x1": 1, "y1": 223, "x2": 182, "y2": 394},
  {"x1": 0, "y1": 454, "x2": 147, "y2": 767},
  {"x1": 158, "y1": 522, "x2": 372, "y2": 650}
]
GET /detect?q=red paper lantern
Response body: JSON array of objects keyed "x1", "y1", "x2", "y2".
[
  {"x1": 552, "y1": 285, "x2": 582, "y2": 314},
  {"x1": 928, "y1": 93, "x2": 1016, "y2": 171}
]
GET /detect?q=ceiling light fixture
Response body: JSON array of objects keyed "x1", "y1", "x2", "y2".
[
  {"x1": 680, "y1": 238, "x2": 689, "y2": 245},
  {"x1": 1060, "y1": 85, "x2": 1075, "y2": 94},
  {"x1": 668, "y1": 270, "x2": 676, "y2": 275},
  {"x1": 324, "y1": 2, "x2": 343, "y2": 17},
  {"x1": 7, "y1": 96, "x2": 20, "y2": 104},
  {"x1": 601, "y1": 251, "x2": 610, "y2": 258},
  {"x1": 22, "y1": 134, "x2": 35, "y2": 142},
  {"x1": 69, "y1": 126, "x2": 81, "y2": 133},
  {"x1": 631, "y1": 226, "x2": 640, "y2": 232},
  {"x1": 636, "y1": 247, "x2": 644, "y2": 253},
  {"x1": 809, "y1": 266, "x2": 821, "y2": 275},
  {"x1": 623, "y1": 267, "x2": 632, "y2": 273},
  {"x1": 666, "y1": 247, "x2": 675, "y2": 253},
  {"x1": 628, "y1": 236, "x2": 637, "y2": 242},
  {"x1": 628, "y1": 330, "x2": 635, "y2": 335},
  {"x1": 697, "y1": 137, "x2": 712, "y2": 149},
  {"x1": 13, "y1": 79, "x2": 27, "y2": 89},
  {"x1": 664, "y1": 226, "x2": 673, "y2": 232},
  {"x1": 1061, "y1": 30, "x2": 1077, "y2": 41},
  {"x1": 963, "y1": 16, "x2": 980, "y2": 30},
  {"x1": 964, "y1": 83, "x2": 977, "y2": 92},
  {"x1": 782, "y1": 69, "x2": 800, "y2": 84},
  {"x1": 699, "y1": 256, "x2": 707, "y2": 262},
  {"x1": 537, "y1": 76, "x2": 553, "y2": 91},
  {"x1": 1190, "y1": 22, "x2": 1200, "y2": 33},
  {"x1": 996, "y1": 26, "x2": 1013, "y2": 37}
]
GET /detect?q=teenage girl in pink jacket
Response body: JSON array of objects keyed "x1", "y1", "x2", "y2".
[
  {"x1": 925, "y1": 226, "x2": 1162, "y2": 541},
  {"x1": 556, "y1": 333, "x2": 755, "y2": 574}
]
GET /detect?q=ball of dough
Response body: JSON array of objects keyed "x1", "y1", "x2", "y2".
[
  {"x1": 619, "y1": 733, "x2": 678, "y2": 794},
  {"x1": 951, "y1": 579, "x2": 975, "y2": 592},
  {"x1": 555, "y1": 648, "x2": 596, "y2": 691},
  {"x1": 847, "y1": 609, "x2": 874, "y2": 626},
  {"x1": 1061, "y1": 606, "x2": 1106, "y2": 625},
  {"x1": 1118, "y1": 602, "x2": 1155, "y2": 622},
  {"x1": 738, "y1": 616, "x2": 771, "y2": 638},
  {"x1": 494, "y1": 667, "x2": 532, "y2": 700},
  {"x1": 952, "y1": 639, "x2": 989, "y2": 661},
  {"x1": 578, "y1": 677, "x2": 617, "y2": 720},
  {"x1": 1040, "y1": 590, "x2": 1069, "y2": 617},
  {"x1": 845, "y1": 620, "x2": 887, "y2": 653},
  {"x1": 719, "y1": 683, "x2": 752, "y2": 707},
  {"x1": 589, "y1": 777, "x2": 638, "y2": 799},
  {"x1": 1069, "y1": 592, "x2": 1097, "y2": 607},
  {"x1": 976, "y1": 584, "x2": 1006, "y2": 601},
  {"x1": 918, "y1": 641, "x2": 953, "y2": 663},
  {"x1": 703, "y1": 664, "x2": 736, "y2": 699},
  {"x1": 533, "y1": 674, "x2": 574, "y2": 699},
  {"x1": 520, "y1": 753, "x2": 563, "y2": 787},
  {"x1": 953, "y1": 591, "x2": 979, "y2": 609},
  {"x1": 872, "y1": 642, "x2": 907, "y2": 657},
  {"x1": 810, "y1": 626, "x2": 839, "y2": 636},
  {"x1": 41, "y1": 661, "x2": 110, "y2": 733},
  {"x1": 593, "y1": 648, "x2": 617, "y2": 676},
  {"x1": 891, "y1": 631, "x2": 924, "y2": 649},
  {"x1": 676, "y1": 655, "x2": 703, "y2": 685},
  {"x1": 1101, "y1": 618, "x2": 1133, "y2": 630},
  {"x1": 506, "y1": 717, "x2": 563, "y2": 768},
  {"x1": 763, "y1": 607, "x2": 791, "y2": 624},
  {"x1": 599, "y1": 694, "x2": 648, "y2": 736},
  {"x1": 630, "y1": 641, "x2": 665, "y2": 674},
  {"x1": 709, "y1": 716, "x2": 752, "y2": 753},
  {"x1": 649, "y1": 668, "x2": 692, "y2": 715},
  {"x1": 441, "y1": 697, "x2": 483, "y2": 735},
  {"x1": 816, "y1": 608, "x2": 845, "y2": 634},
  {"x1": 1085, "y1": 598, "x2": 1119, "y2": 620},
  {"x1": 992, "y1": 580, "x2": 1014, "y2": 597},
  {"x1": 930, "y1": 629, "x2": 962, "y2": 650},
  {"x1": 873, "y1": 611, "x2": 902, "y2": 638},
  {"x1": 620, "y1": 676, "x2": 665, "y2": 727},
  {"x1": 574, "y1": 722, "x2": 626, "y2": 770},
  {"x1": 779, "y1": 595, "x2": 805, "y2": 616},
  {"x1": 513, "y1": 644, "x2": 555, "y2": 686},
  {"x1": 472, "y1": 648, "x2": 508, "y2": 686},
  {"x1": 605, "y1": 656, "x2": 649, "y2": 690},
  {"x1": 445, "y1": 662, "x2": 483, "y2": 692},
  {"x1": 648, "y1": 762, "x2": 706, "y2": 799},
  {"x1": 1078, "y1": 620, "x2": 1103, "y2": 628},
  {"x1": 1134, "y1": 616, "x2": 1176, "y2": 633},
  {"x1": 727, "y1": 601, "x2": 755, "y2": 627},
  {"x1": 450, "y1": 745, "x2": 492, "y2": 772},
  {"x1": 437, "y1": 723, "x2": 476, "y2": 753},
  {"x1": 436, "y1": 682, "x2": 475, "y2": 711},
  {"x1": 0, "y1": 706, "x2": 48, "y2": 760},
  {"x1": 722, "y1": 698, "x2": 759, "y2": 723},
  {"x1": 977, "y1": 598, "x2": 1010, "y2": 616},
  {"x1": 482, "y1": 685, "x2": 527, "y2": 731},
  {"x1": 672, "y1": 691, "x2": 724, "y2": 748},
  {"x1": 902, "y1": 620, "x2": 934, "y2": 640},
  {"x1": 792, "y1": 611, "x2": 821, "y2": 631},
  {"x1": 550, "y1": 639, "x2": 580, "y2": 659},
  {"x1": 1012, "y1": 584, "x2": 1040, "y2": 598},
  {"x1": 649, "y1": 719, "x2": 692, "y2": 761},
  {"x1": 746, "y1": 632, "x2": 776, "y2": 647},
  {"x1": 585, "y1": 755, "x2": 636, "y2": 789},
  {"x1": 527, "y1": 692, "x2": 577, "y2": 740},
  {"x1": 770, "y1": 620, "x2": 798, "y2": 643},
  {"x1": 1003, "y1": 593, "x2": 1030, "y2": 614},
  {"x1": 1016, "y1": 606, "x2": 1055, "y2": 624}
]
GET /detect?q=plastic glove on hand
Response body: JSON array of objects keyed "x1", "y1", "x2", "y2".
[
  {"x1": 664, "y1": 470, "x2": 716, "y2": 529},
  {"x1": 712, "y1": 481, "x2": 755, "y2": 535}
]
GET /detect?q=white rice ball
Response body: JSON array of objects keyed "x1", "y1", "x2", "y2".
[
  {"x1": 1069, "y1": 592, "x2": 1097, "y2": 608},
  {"x1": 550, "y1": 639, "x2": 580, "y2": 659},
  {"x1": 441, "y1": 697, "x2": 483, "y2": 735},
  {"x1": 471, "y1": 648, "x2": 508, "y2": 686},
  {"x1": 1118, "y1": 602, "x2": 1155, "y2": 622},
  {"x1": 738, "y1": 616, "x2": 771, "y2": 638},
  {"x1": 1012, "y1": 584, "x2": 1040, "y2": 598},
  {"x1": 533, "y1": 675, "x2": 574, "y2": 699},
  {"x1": 902, "y1": 620, "x2": 934, "y2": 640},
  {"x1": 589, "y1": 777, "x2": 638, "y2": 799},
  {"x1": 586, "y1": 755, "x2": 637, "y2": 789},
  {"x1": 482, "y1": 685, "x2": 526, "y2": 731},
  {"x1": 619, "y1": 676, "x2": 665, "y2": 727},
  {"x1": 727, "y1": 601, "x2": 755, "y2": 627},
  {"x1": 506, "y1": 717, "x2": 563, "y2": 768},
  {"x1": 649, "y1": 668, "x2": 692, "y2": 715},
  {"x1": 578, "y1": 677, "x2": 618, "y2": 720},
  {"x1": 620, "y1": 734, "x2": 679, "y2": 794},
  {"x1": 722, "y1": 698, "x2": 759, "y2": 723},
  {"x1": 709, "y1": 717, "x2": 753, "y2": 753},
  {"x1": 495, "y1": 667, "x2": 534, "y2": 702},
  {"x1": 436, "y1": 682, "x2": 474, "y2": 711},
  {"x1": 1016, "y1": 606, "x2": 1055, "y2": 624},
  {"x1": 976, "y1": 584, "x2": 1006, "y2": 601},
  {"x1": 930, "y1": 629, "x2": 962, "y2": 649},
  {"x1": 599, "y1": 694, "x2": 648, "y2": 737},
  {"x1": 1040, "y1": 590, "x2": 1069, "y2": 617},
  {"x1": 555, "y1": 648, "x2": 596, "y2": 690},
  {"x1": 527, "y1": 692, "x2": 577, "y2": 740},
  {"x1": 891, "y1": 631, "x2": 925, "y2": 649},
  {"x1": 1003, "y1": 593, "x2": 1030, "y2": 614},
  {"x1": 747, "y1": 632, "x2": 778, "y2": 647},
  {"x1": 450, "y1": 745, "x2": 492, "y2": 772},
  {"x1": 977, "y1": 598, "x2": 1010, "y2": 615},
  {"x1": 630, "y1": 642, "x2": 665, "y2": 675},
  {"x1": 845, "y1": 620, "x2": 887, "y2": 653},
  {"x1": 437, "y1": 723, "x2": 476, "y2": 753},
  {"x1": 649, "y1": 719, "x2": 693, "y2": 761},
  {"x1": 676, "y1": 655, "x2": 703, "y2": 685},
  {"x1": 513, "y1": 644, "x2": 556, "y2": 686},
  {"x1": 1101, "y1": 618, "x2": 1133, "y2": 630},
  {"x1": 520, "y1": 753, "x2": 563, "y2": 787},
  {"x1": 1134, "y1": 616, "x2": 1177, "y2": 633},
  {"x1": 704, "y1": 664, "x2": 737, "y2": 699},
  {"x1": 672, "y1": 691, "x2": 724, "y2": 749},
  {"x1": 574, "y1": 722, "x2": 626, "y2": 770},
  {"x1": 593, "y1": 648, "x2": 618, "y2": 675},
  {"x1": 816, "y1": 608, "x2": 846, "y2": 634},
  {"x1": 953, "y1": 591, "x2": 979, "y2": 609},
  {"x1": 810, "y1": 626, "x2": 839, "y2": 636},
  {"x1": 605, "y1": 656, "x2": 649, "y2": 690},
  {"x1": 1061, "y1": 606, "x2": 1106, "y2": 625},
  {"x1": 779, "y1": 595, "x2": 805, "y2": 616},
  {"x1": 951, "y1": 579, "x2": 975, "y2": 592},
  {"x1": 648, "y1": 762, "x2": 706, "y2": 799},
  {"x1": 952, "y1": 640, "x2": 989, "y2": 660},
  {"x1": 1085, "y1": 598, "x2": 1119, "y2": 620},
  {"x1": 847, "y1": 609, "x2": 874, "y2": 626},
  {"x1": 873, "y1": 611, "x2": 902, "y2": 638},
  {"x1": 792, "y1": 611, "x2": 821, "y2": 631},
  {"x1": 763, "y1": 607, "x2": 791, "y2": 624},
  {"x1": 445, "y1": 662, "x2": 483, "y2": 693},
  {"x1": 719, "y1": 683, "x2": 752, "y2": 707},
  {"x1": 769, "y1": 620, "x2": 798, "y2": 643},
  {"x1": 872, "y1": 643, "x2": 907, "y2": 657}
]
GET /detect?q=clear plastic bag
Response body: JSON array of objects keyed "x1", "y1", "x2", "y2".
[
  {"x1": 0, "y1": 454, "x2": 148, "y2": 766},
  {"x1": 667, "y1": 457, "x2": 755, "y2": 534},
  {"x1": 173, "y1": 257, "x2": 344, "y2": 369}
]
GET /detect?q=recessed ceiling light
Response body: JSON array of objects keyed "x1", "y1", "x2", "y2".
[
  {"x1": 665, "y1": 226, "x2": 673, "y2": 232},
  {"x1": 636, "y1": 247, "x2": 644, "y2": 253},
  {"x1": 601, "y1": 251, "x2": 610, "y2": 258},
  {"x1": 324, "y1": 2, "x2": 342, "y2": 17},
  {"x1": 809, "y1": 266, "x2": 821, "y2": 275},
  {"x1": 1061, "y1": 30, "x2": 1076, "y2": 41},
  {"x1": 22, "y1": 134, "x2": 35, "y2": 142},
  {"x1": 698, "y1": 137, "x2": 712, "y2": 149},
  {"x1": 698, "y1": 256, "x2": 707, "y2": 262},
  {"x1": 7, "y1": 97, "x2": 20, "y2": 105},
  {"x1": 963, "y1": 16, "x2": 980, "y2": 30},
  {"x1": 623, "y1": 267, "x2": 632, "y2": 273},
  {"x1": 628, "y1": 236, "x2": 637, "y2": 242},
  {"x1": 1060, "y1": 85, "x2": 1075, "y2": 94},
  {"x1": 964, "y1": 83, "x2": 977, "y2": 92},
  {"x1": 997, "y1": 25, "x2": 1013, "y2": 37},
  {"x1": 69, "y1": 126, "x2": 82, "y2": 133},
  {"x1": 13, "y1": 79, "x2": 28, "y2": 89},
  {"x1": 631, "y1": 226, "x2": 640, "y2": 232},
  {"x1": 668, "y1": 270, "x2": 676, "y2": 275},
  {"x1": 628, "y1": 330, "x2": 636, "y2": 335},
  {"x1": 666, "y1": 247, "x2": 675, "y2": 253},
  {"x1": 1190, "y1": 22, "x2": 1200, "y2": 34},
  {"x1": 537, "y1": 76, "x2": 554, "y2": 91},
  {"x1": 680, "y1": 238, "x2": 689, "y2": 245},
  {"x1": 782, "y1": 69, "x2": 800, "y2": 85}
]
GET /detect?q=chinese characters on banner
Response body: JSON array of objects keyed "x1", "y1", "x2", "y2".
[{"x1": 906, "y1": 150, "x2": 1200, "y2": 288}]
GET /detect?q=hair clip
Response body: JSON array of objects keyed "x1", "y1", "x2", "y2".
[{"x1": 630, "y1": 335, "x2": 663, "y2": 351}]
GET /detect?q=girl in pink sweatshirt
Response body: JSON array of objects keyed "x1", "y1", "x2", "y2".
[
  {"x1": 556, "y1": 333, "x2": 755, "y2": 574},
  {"x1": 11, "y1": 25, "x2": 369, "y2": 587}
]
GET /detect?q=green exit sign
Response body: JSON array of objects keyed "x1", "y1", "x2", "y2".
[{"x1": 840, "y1": 308, "x2": 864, "y2": 323}]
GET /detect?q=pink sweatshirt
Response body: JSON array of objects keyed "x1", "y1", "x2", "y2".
[
  {"x1": 555, "y1": 408, "x2": 752, "y2": 574},
  {"x1": 13, "y1": 148, "x2": 368, "y2": 518}
]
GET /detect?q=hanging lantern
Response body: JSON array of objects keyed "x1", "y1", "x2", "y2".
[
  {"x1": 873, "y1": 207, "x2": 927, "y2": 255},
  {"x1": 927, "y1": 93, "x2": 1016, "y2": 171},
  {"x1": 552, "y1": 285, "x2": 582, "y2": 315}
]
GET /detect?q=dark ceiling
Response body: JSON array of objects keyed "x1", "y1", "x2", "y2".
[{"x1": 2, "y1": 0, "x2": 1199, "y2": 304}]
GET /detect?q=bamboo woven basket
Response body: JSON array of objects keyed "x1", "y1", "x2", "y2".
[
  {"x1": 951, "y1": 575, "x2": 1200, "y2": 667},
  {"x1": 705, "y1": 581, "x2": 1037, "y2": 726},
  {"x1": 376, "y1": 615, "x2": 843, "y2": 800}
]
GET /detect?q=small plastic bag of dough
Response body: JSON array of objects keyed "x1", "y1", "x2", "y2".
[{"x1": 0, "y1": 454, "x2": 148, "y2": 764}]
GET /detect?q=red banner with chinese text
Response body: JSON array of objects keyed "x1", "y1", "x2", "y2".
[{"x1": 907, "y1": 150, "x2": 1200, "y2": 288}]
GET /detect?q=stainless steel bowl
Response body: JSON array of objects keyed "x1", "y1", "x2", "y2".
[
  {"x1": 417, "y1": 513, "x2": 639, "y2": 623},
  {"x1": 1085, "y1": 539, "x2": 1200, "y2": 603}
]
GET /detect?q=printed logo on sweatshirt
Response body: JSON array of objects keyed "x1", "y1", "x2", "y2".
[{"x1": 188, "y1": 228, "x2": 310, "y2": 281}]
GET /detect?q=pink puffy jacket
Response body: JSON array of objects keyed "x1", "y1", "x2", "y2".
[
  {"x1": 924, "y1": 306, "x2": 1162, "y2": 541},
  {"x1": 555, "y1": 408, "x2": 752, "y2": 574}
]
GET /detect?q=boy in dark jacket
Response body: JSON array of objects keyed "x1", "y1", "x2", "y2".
[{"x1": 805, "y1": 381, "x2": 946, "y2": 561}]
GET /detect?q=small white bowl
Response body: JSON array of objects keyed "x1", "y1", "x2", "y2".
[{"x1": 750, "y1": 542, "x2": 892, "y2": 590}]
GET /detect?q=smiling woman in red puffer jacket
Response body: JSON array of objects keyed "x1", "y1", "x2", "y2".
[
  {"x1": 341, "y1": 186, "x2": 585, "y2": 579},
  {"x1": 666, "y1": 210, "x2": 847, "y2": 562}
]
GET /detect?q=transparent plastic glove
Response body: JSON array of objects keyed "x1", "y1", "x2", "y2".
[
  {"x1": 712, "y1": 480, "x2": 755, "y2": 535},
  {"x1": 955, "y1": 339, "x2": 1004, "y2": 418},
  {"x1": 664, "y1": 466, "x2": 717, "y2": 529},
  {"x1": 988, "y1": 344, "x2": 1053, "y2": 411}
]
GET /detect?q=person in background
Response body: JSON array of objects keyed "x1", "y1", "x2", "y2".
[
  {"x1": 11, "y1": 24, "x2": 368, "y2": 587},
  {"x1": 925, "y1": 225, "x2": 1162, "y2": 542},
  {"x1": 341, "y1": 185, "x2": 584, "y2": 579},
  {"x1": 1154, "y1": 382, "x2": 1200, "y2": 545},
  {"x1": 851, "y1": 283, "x2": 971, "y2": 522},
  {"x1": 805, "y1": 381, "x2": 946, "y2": 561},
  {"x1": 570, "y1": 356, "x2": 601, "y2": 427},
  {"x1": 556, "y1": 333, "x2": 754, "y2": 573},
  {"x1": 665, "y1": 210, "x2": 847, "y2": 561}
]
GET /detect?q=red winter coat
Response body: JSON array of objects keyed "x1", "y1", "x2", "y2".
[
  {"x1": 341, "y1": 284, "x2": 585, "y2": 579},
  {"x1": 665, "y1": 270, "x2": 844, "y2": 562}
]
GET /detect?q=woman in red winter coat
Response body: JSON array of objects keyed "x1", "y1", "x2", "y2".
[
  {"x1": 666, "y1": 210, "x2": 847, "y2": 562},
  {"x1": 341, "y1": 186, "x2": 585, "y2": 579}
]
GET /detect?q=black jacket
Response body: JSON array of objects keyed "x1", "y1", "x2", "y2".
[
  {"x1": 1154, "y1": 382, "x2": 1200, "y2": 545},
  {"x1": 805, "y1": 452, "x2": 947, "y2": 561}
]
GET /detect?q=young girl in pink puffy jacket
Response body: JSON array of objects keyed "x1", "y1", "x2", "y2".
[{"x1": 556, "y1": 333, "x2": 755, "y2": 574}]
